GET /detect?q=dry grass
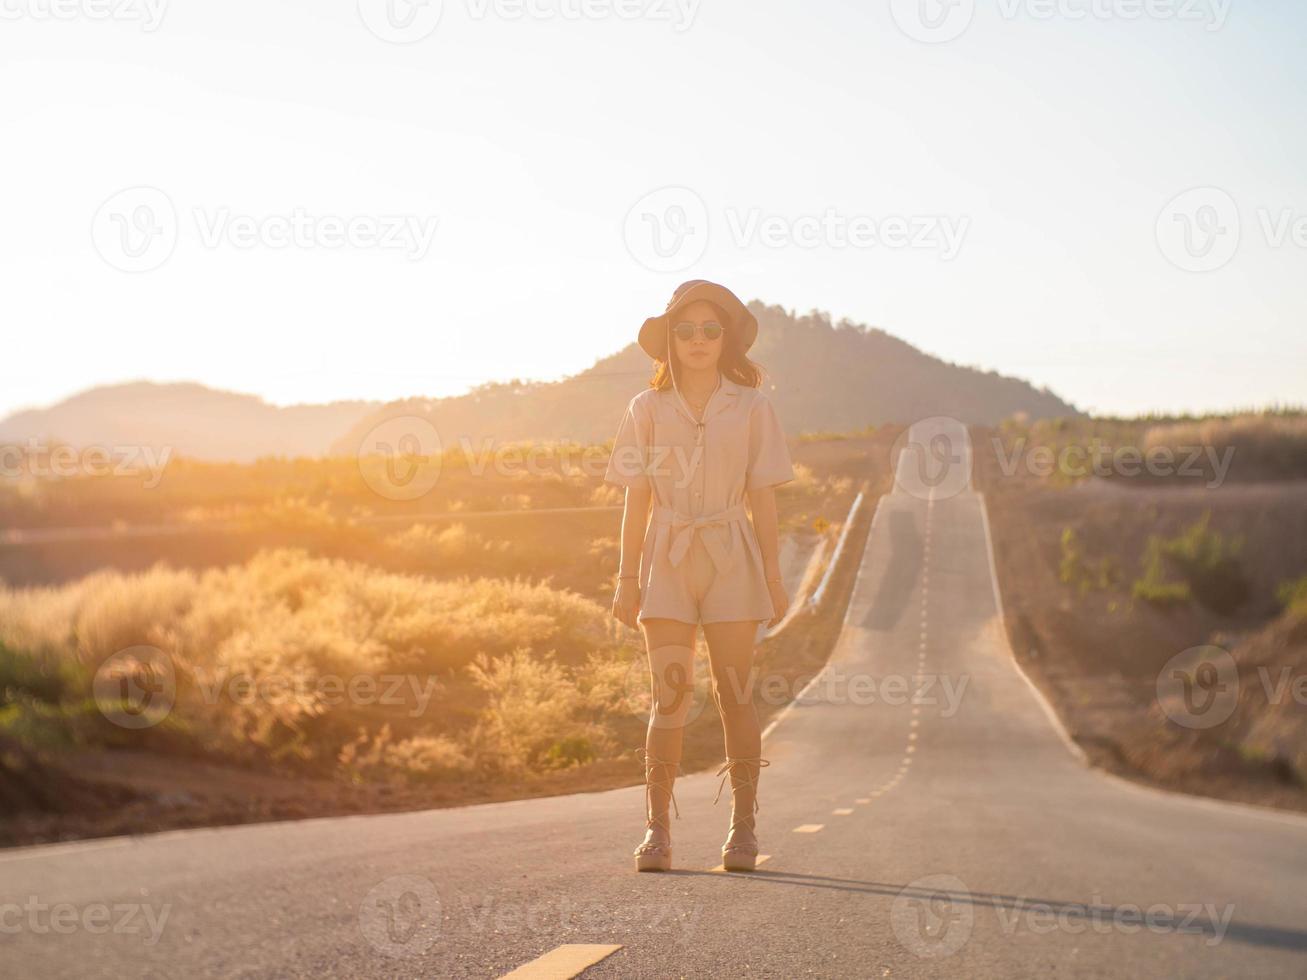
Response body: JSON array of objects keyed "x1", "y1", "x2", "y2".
[
  {"x1": 0, "y1": 549, "x2": 639, "y2": 778},
  {"x1": 987, "y1": 409, "x2": 1307, "y2": 489},
  {"x1": 1144, "y1": 414, "x2": 1307, "y2": 479}
]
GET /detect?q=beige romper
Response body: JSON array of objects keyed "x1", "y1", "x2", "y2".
[{"x1": 603, "y1": 375, "x2": 796, "y2": 625}]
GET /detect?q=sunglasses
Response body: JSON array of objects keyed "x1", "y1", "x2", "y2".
[{"x1": 672, "y1": 320, "x2": 724, "y2": 342}]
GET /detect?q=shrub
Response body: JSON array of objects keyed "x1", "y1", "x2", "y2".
[
  {"x1": 1059, "y1": 527, "x2": 1118, "y2": 596},
  {"x1": 467, "y1": 649, "x2": 614, "y2": 773},
  {"x1": 1277, "y1": 576, "x2": 1307, "y2": 620},
  {"x1": 383, "y1": 522, "x2": 507, "y2": 563},
  {"x1": 0, "y1": 642, "x2": 71, "y2": 706},
  {"x1": 1130, "y1": 514, "x2": 1249, "y2": 614},
  {"x1": 1158, "y1": 511, "x2": 1248, "y2": 615},
  {"x1": 1132, "y1": 537, "x2": 1191, "y2": 607},
  {"x1": 0, "y1": 550, "x2": 628, "y2": 778},
  {"x1": 339, "y1": 725, "x2": 473, "y2": 784}
]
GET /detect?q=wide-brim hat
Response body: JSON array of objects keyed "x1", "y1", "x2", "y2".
[{"x1": 638, "y1": 280, "x2": 758, "y2": 360}]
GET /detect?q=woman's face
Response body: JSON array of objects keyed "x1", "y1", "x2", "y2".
[{"x1": 669, "y1": 300, "x2": 725, "y2": 372}]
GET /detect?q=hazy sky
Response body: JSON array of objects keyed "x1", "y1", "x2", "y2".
[{"x1": 3, "y1": 0, "x2": 1304, "y2": 420}]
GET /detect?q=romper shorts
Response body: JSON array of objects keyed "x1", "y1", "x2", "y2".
[
  {"x1": 603, "y1": 377, "x2": 797, "y2": 627},
  {"x1": 638, "y1": 502, "x2": 773, "y2": 625}
]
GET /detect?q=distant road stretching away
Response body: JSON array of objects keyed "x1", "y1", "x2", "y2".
[{"x1": 3, "y1": 419, "x2": 1305, "y2": 978}]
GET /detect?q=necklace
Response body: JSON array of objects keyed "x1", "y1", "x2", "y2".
[{"x1": 680, "y1": 375, "x2": 720, "y2": 416}]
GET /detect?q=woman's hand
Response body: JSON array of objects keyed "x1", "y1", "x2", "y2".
[
  {"x1": 612, "y1": 578, "x2": 642, "y2": 629},
  {"x1": 765, "y1": 577, "x2": 790, "y2": 629}
]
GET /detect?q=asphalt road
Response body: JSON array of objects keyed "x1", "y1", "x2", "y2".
[{"x1": 3, "y1": 419, "x2": 1306, "y2": 978}]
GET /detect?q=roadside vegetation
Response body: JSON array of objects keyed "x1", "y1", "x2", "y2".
[
  {"x1": 0, "y1": 551, "x2": 634, "y2": 779},
  {"x1": 0, "y1": 426, "x2": 895, "y2": 845},
  {"x1": 987, "y1": 407, "x2": 1307, "y2": 489},
  {"x1": 979, "y1": 414, "x2": 1307, "y2": 812}
]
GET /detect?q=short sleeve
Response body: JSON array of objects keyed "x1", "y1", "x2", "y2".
[
  {"x1": 603, "y1": 396, "x2": 652, "y2": 489},
  {"x1": 747, "y1": 395, "x2": 795, "y2": 490}
]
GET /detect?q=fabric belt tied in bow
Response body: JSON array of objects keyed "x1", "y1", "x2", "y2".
[{"x1": 652, "y1": 502, "x2": 748, "y2": 575}]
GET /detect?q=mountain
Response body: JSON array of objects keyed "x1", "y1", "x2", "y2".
[
  {"x1": 3, "y1": 304, "x2": 1081, "y2": 463},
  {"x1": 334, "y1": 302, "x2": 1080, "y2": 453},
  {"x1": 0, "y1": 382, "x2": 380, "y2": 463}
]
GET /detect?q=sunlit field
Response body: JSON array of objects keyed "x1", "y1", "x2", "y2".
[{"x1": 0, "y1": 428, "x2": 893, "y2": 844}]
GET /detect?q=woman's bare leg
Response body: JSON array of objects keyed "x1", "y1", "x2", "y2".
[
  {"x1": 703, "y1": 620, "x2": 765, "y2": 848},
  {"x1": 638, "y1": 617, "x2": 697, "y2": 848}
]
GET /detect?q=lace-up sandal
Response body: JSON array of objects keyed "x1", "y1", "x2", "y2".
[
  {"x1": 633, "y1": 747, "x2": 680, "y2": 872},
  {"x1": 713, "y1": 756, "x2": 771, "y2": 872}
]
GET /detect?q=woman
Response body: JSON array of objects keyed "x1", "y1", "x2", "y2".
[{"x1": 603, "y1": 280, "x2": 795, "y2": 873}]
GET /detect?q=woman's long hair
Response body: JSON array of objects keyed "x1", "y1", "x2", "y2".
[{"x1": 649, "y1": 301, "x2": 764, "y2": 390}]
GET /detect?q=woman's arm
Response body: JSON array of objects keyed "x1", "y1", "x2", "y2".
[
  {"x1": 612, "y1": 482, "x2": 652, "y2": 628},
  {"x1": 747, "y1": 484, "x2": 790, "y2": 627}
]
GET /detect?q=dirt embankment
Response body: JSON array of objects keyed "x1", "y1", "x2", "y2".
[{"x1": 975, "y1": 425, "x2": 1307, "y2": 811}]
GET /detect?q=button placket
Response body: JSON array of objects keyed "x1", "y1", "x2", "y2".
[
  {"x1": 693, "y1": 410, "x2": 705, "y2": 514},
  {"x1": 670, "y1": 379, "x2": 715, "y2": 517}
]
